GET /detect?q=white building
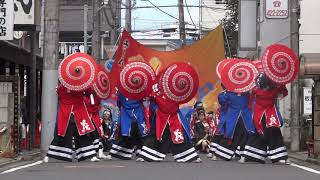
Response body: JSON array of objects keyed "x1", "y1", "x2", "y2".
[
  {"x1": 137, "y1": 39, "x2": 178, "y2": 51},
  {"x1": 299, "y1": 0, "x2": 320, "y2": 155},
  {"x1": 200, "y1": 0, "x2": 226, "y2": 34},
  {"x1": 132, "y1": 23, "x2": 199, "y2": 41},
  {"x1": 299, "y1": 0, "x2": 320, "y2": 54}
]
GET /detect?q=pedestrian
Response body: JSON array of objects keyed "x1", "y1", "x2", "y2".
[
  {"x1": 34, "y1": 112, "x2": 41, "y2": 148},
  {"x1": 20, "y1": 98, "x2": 29, "y2": 150}
]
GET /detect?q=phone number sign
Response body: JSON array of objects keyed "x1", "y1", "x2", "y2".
[{"x1": 266, "y1": 0, "x2": 289, "y2": 19}]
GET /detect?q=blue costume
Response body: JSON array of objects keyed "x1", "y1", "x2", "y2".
[
  {"x1": 214, "y1": 91, "x2": 255, "y2": 161},
  {"x1": 109, "y1": 92, "x2": 148, "y2": 160},
  {"x1": 118, "y1": 92, "x2": 148, "y2": 137},
  {"x1": 209, "y1": 91, "x2": 229, "y2": 155},
  {"x1": 217, "y1": 91, "x2": 228, "y2": 135},
  {"x1": 219, "y1": 91, "x2": 255, "y2": 138}
]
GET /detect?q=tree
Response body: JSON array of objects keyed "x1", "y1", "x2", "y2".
[{"x1": 222, "y1": 0, "x2": 239, "y2": 57}]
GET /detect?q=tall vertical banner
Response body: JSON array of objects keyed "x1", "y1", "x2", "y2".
[
  {"x1": 0, "y1": 0, "x2": 14, "y2": 40},
  {"x1": 109, "y1": 25, "x2": 225, "y2": 112}
]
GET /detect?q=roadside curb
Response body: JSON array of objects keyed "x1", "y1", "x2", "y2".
[
  {"x1": 306, "y1": 158, "x2": 320, "y2": 165},
  {"x1": 288, "y1": 153, "x2": 306, "y2": 162},
  {"x1": 288, "y1": 153, "x2": 320, "y2": 165},
  {"x1": 0, "y1": 151, "x2": 41, "y2": 168},
  {"x1": 0, "y1": 158, "x2": 20, "y2": 168}
]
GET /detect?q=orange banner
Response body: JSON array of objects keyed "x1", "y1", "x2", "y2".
[{"x1": 109, "y1": 25, "x2": 225, "y2": 112}]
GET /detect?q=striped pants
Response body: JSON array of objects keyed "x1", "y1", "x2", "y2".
[
  {"x1": 243, "y1": 127, "x2": 288, "y2": 163},
  {"x1": 139, "y1": 125, "x2": 199, "y2": 162},
  {"x1": 215, "y1": 119, "x2": 249, "y2": 160},
  {"x1": 209, "y1": 135, "x2": 223, "y2": 155},
  {"x1": 47, "y1": 116, "x2": 96, "y2": 162},
  {"x1": 90, "y1": 129, "x2": 104, "y2": 154},
  {"x1": 109, "y1": 122, "x2": 144, "y2": 160}
]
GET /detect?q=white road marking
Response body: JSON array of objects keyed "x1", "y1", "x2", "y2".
[
  {"x1": 0, "y1": 160, "x2": 43, "y2": 174},
  {"x1": 290, "y1": 163, "x2": 320, "y2": 175},
  {"x1": 64, "y1": 164, "x2": 125, "y2": 168}
]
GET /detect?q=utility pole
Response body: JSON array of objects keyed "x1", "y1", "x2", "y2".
[
  {"x1": 109, "y1": 0, "x2": 120, "y2": 44},
  {"x1": 178, "y1": 0, "x2": 186, "y2": 46},
  {"x1": 199, "y1": 0, "x2": 202, "y2": 39},
  {"x1": 290, "y1": 0, "x2": 300, "y2": 152},
  {"x1": 84, "y1": 3, "x2": 88, "y2": 53},
  {"x1": 41, "y1": 0, "x2": 60, "y2": 154},
  {"x1": 29, "y1": 31, "x2": 37, "y2": 149},
  {"x1": 92, "y1": 0, "x2": 101, "y2": 63},
  {"x1": 125, "y1": 0, "x2": 132, "y2": 33},
  {"x1": 40, "y1": 0, "x2": 45, "y2": 57}
]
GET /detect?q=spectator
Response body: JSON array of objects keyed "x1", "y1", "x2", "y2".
[
  {"x1": 101, "y1": 108, "x2": 113, "y2": 152},
  {"x1": 189, "y1": 101, "x2": 204, "y2": 137},
  {"x1": 192, "y1": 109, "x2": 212, "y2": 153},
  {"x1": 194, "y1": 101, "x2": 204, "y2": 111}
]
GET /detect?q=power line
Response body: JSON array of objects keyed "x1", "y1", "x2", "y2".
[
  {"x1": 131, "y1": 26, "x2": 209, "y2": 33},
  {"x1": 141, "y1": 0, "x2": 216, "y2": 30},
  {"x1": 184, "y1": 0, "x2": 197, "y2": 29},
  {"x1": 130, "y1": 18, "x2": 178, "y2": 22},
  {"x1": 132, "y1": 23, "x2": 214, "y2": 32},
  {"x1": 129, "y1": 5, "x2": 226, "y2": 13},
  {"x1": 143, "y1": 0, "x2": 180, "y2": 21},
  {"x1": 120, "y1": 5, "x2": 226, "y2": 11}
]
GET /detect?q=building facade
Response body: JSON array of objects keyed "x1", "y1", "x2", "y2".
[
  {"x1": 0, "y1": 0, "x2": 42, "y2": 156},
  {"x1": 59, "y1": 0, "x2": 120, "y2": 60},
  {"x1": 200, "y1": 0, "x2": 226, "y2": 35},
  {"x1": 299, "y1": 0, "x2": 320, "y2": 157}
]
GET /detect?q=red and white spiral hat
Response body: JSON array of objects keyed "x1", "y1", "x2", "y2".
[
  {"x1": 221, "y1": 59, "x2": 259, "y2": 93},
  {"x1": 58, "y1": 53, "x2": 97, "y2": 91},
  {"x1": 261, "y1": 44, "x2": 299, "y2": 84},
  {"x1": 159, "y1": 62, "x2": 199, "y2": 104},
  {"x1": 93, "y1": 65, "x2": 111, "y2": 99},
  {"x1": 216, "y1": 59, "x2": 232, "y2": 78},
  {"x1": 118, "y1": 61, "x2": 156, "y2": 99},
  {"x1": 252, "y1": 59, "x2": 264, "y2": 73}
]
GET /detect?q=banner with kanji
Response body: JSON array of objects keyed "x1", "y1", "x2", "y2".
[
  {"x1": 109, "y1": 25, "x2": 225, "y2": 112},
  {"x1": 0, "y1": 0, "x2": 14, "y2": 40}
]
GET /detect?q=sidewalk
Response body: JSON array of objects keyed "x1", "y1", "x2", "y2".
[
  {"x1": 288, "y1": 151, "x2": 320, "y2": 165},
  {"x1": 0, "y1": 150, "x2": 41, "y2": 168}
]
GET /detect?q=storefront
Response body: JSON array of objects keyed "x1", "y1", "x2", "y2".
[
  {"x1": 0, "y1": 40, "x2": 42, "y2": 157},
  {"x1": 300, "y1": 53, "x2": 320, "y2": 158}
]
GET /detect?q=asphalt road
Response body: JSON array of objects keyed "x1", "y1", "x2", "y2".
[{"x1": 0, "y1": 155, "x2": 319, "y2": 180}]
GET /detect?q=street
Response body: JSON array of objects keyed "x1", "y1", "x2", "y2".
[{"x1": 0, "y1": 155, "x2": 319, "y2": 180}]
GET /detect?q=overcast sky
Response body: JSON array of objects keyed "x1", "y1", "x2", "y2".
[{"x1": 121, "y1": 0, "x2": 200, "y2": 32}]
